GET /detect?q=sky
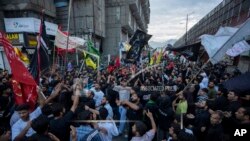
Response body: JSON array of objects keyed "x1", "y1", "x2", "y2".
[{"x1": 148, "y1": 0, "x2": 223, "y2": 44}]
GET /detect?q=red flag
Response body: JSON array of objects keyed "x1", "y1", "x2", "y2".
[
  {"x1": 114, "y1": 56, "x2": 120, "y2": 68},
  {"x1": 0, "y1": 32, "x2": 37, "y2": 110}
]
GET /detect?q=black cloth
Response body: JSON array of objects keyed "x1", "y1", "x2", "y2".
[
  {"x1": 210, "y1": 96, "x2": 228, "y2": 111},
  {"x1": 127, "y1": 103, "x2": 143, "y2": 121},
  {"x1": 157, "y1": 107, "x2": 175, "y2": 131},
  {"x1": 227, "y1": 101, "x2": 241, "y2": 114},
  {"x1": 106, "y1": 87, "x2": 119, "y2": 108},
  {"x1": 144, "y1": 100, "x2": 159, "y2": 129},
  {"x1": 27, "y1": 134, "x2": 53, "y2": 141},
  {"x1": 49, "y1": 111, "x2": 74, "y2": 141},
  {"x1": 222, "y1": 117, "x2": 250, "y2": 141},
  {"x1": 223, "y1": 72, "x2": 250, "y2": 94},
  {"x1": 205, "y1": 124, "x2": 224, "y2": 141},
  {"x1": 127, "y1": 103, "x2": 143, "y2": 140},
  {"x1": 79, "y1": 97, "x2": 95, "y2": 109}
]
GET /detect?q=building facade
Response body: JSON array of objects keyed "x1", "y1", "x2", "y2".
[
  {"x1": 174, "y1": 0, "x2": 250, "y2": 72},
  {"x1": 103, "y1": 0, "x2": 150, "y2": 57},
  {"x1": 55, "y1": 0, "x2": 105, "y2": 50},
  {"x1": 175, "y1": 0, "x2": 250, "y2": 47},
  {"x1": 0, "y1": 0, "x2": 57, "y2": 71},
  {"x1": 0, "y1": 0, "x2": 151, "y2": 69}
]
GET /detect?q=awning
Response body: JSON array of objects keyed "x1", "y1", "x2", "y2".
[{"x1": 167, "y1": 42, "x2": 201, "y2": 61}]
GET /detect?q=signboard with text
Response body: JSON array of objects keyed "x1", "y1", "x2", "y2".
[
  {"x1": 4, "y1": 18, "x2": 58, "y2": 36},
  {"x1": 6, "y1": 33, "x2": 24, "y2": 45}
]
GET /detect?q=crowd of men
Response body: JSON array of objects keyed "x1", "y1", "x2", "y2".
[{"x1": 0, "y1": 57, "x2": 250, "y2": 141}]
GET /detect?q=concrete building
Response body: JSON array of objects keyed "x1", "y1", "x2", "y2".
[
  {"x1": 0, "y1": 0, "x2": 151, "y2": 68},
  {"x1": 103, "y1": 0, "x2": 150, "y2": 57},
  {"x1": 0, "y1": 0, "x2": 57, "y2": 70},
  {"x1": 55, "y1": 0, "x2": 105, "y2": 50},
  {"x1": 174, "y1": 0, "x2": 250, "y2": 72}
]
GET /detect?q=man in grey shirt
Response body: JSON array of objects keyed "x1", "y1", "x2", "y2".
[{"x1": 113, "y1": 78, "x2": 131, "y2": 134}]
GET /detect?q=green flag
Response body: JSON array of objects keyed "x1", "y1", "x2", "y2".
[
  {"x1": 148, "y1": 51, "x2": 150, "y2": 63},
  {"x1": 87, "y1": 40, "x2": 100, "y2": 56}
]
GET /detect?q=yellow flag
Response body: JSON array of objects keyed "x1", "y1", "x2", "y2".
[
  {"x1": 85, "y1": 57, "x2": 97, "y2": 69},
  {"x1": 83, "y1": 51, "x2": 96, "y2": 69},
  {"x1": 124, "y1": 43, "x2": 131, "y2": 51},
  {"x1": 14, "y1": 47, "x2": 30, "y2": 64},
  {"x1": 149, "y1": 56, "x2": 154, "y2": 65},
  {"x1": 156, "y1": 49, "x2": 163, "y2": 64}
]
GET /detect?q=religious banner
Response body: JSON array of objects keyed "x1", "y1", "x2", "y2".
[
  {"x1": 55, "y1": 29, "x2": 86, "y2": 49},
  {"x1": 226, "y1": 40, "x2": 250, "y2": 57}
]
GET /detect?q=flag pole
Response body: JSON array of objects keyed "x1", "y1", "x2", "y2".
[
  {"x1": 52, "y1": 42, "x2": 56, "y2": 66},
  {"x1": 64, "y1": 0, "x2": 73, "y2": 71},
  {"x1": 179, "y1": 59, "x2": 210, "y2": 130}
]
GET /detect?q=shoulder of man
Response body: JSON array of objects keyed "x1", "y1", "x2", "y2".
[{"x1": 82, "y1": 129, "x2": 104, "y2": 141}]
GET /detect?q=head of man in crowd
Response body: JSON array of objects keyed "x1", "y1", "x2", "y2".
[
  {"x1": 120, "y1": 78, "x2": 127, "y2": 87},
  {"x1": 235, "y1": 107, "x2": 250, "y2": 123},
  {"x1": 199, "y1": 88, "x2": 208, "y2": 96},
  {"x1": 227, "y1": 90, "x2": 239, "y2": 102},
  {"x1": 51, "y1": 103, "x2": 66, "y2": 118},
  {"x1": 86, "y1": 90, "x2": 95, "y2": 99},
  {"x1": 130, "y1": 92, "x2": 140, "y2": 104},
  {"x1": 132, "y1": 121, "x2": 147, "y2": 137},
  {"x1": 176, "y1": 77, "x2": 182, "y2": 84},
  {"x1": 210, "y1": 111, "x2": 223, "y2": 125},
  {"x1": 16, "y1": 104, "x2": 30, "y2": 121},
  {"x1": 99, "y1": 107, "x2": 108, "y2": 120},
  {"x1": 101, "y1": 95, "x2": 109, "y2": 106},
  {"x1": 94, "y1": 83, "x2": 101, "y2": 91},
  {"x1": 208, "y1": 81, "x2": 215, "y2": 89},
  {"x1": 31, "y1": 115, "x2": 49, "y2": 135}
]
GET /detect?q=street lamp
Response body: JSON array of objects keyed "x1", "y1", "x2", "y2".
[{"x1": 185, "y1": 12, "x2": 194, "y2": 45}]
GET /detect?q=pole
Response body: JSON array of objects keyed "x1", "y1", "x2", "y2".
[
  {"x1": 185, "y1": 14, "x2": 188, "y2": 45},
  {"x1": 64, "y1": 0, "x2": 73, "y2": 71},
  {"x1": 52, "y1": 43, "x2": 56, "y2": 66},
  {"x1": 92, "y1": 0, "x2": 96, "y2": 49}
]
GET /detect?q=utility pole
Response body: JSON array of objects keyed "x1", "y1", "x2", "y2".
[
  {"x1": 185, "y1": 14, "x2": 188, "y2": 45},
  {"x1": 185, "y1": 12, "x2": 194, "y2": 45},
  {"x1": 92, "y1": 0, "x2": 96, "y2": 49},
  {"x1": 65, "y1": 0, "x2": 73, "y2": 71}
]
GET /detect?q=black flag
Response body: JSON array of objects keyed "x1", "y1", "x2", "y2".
[
  {"x1": 126, "y1": 30, "x2": 152, "y2": 63},
  {"x1": 29, "y1": 13, "x2": 50, "y2": 83}
]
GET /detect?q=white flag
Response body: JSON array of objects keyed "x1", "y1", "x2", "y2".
[
  {"x1": 200, "y1": 34, "x2": 230, "y2": 58},
  {"x1": 200, "y1": 26, "x2": 238, "y2": 63},
  {"x1": 55, "y1": 29, "x2": 86, "y2": 49},
  {"x1": 226, "y1": 40, "x2": 250, "y2": 57}
]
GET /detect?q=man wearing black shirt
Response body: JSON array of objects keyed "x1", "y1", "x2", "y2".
[
  {"x1": 49, "y1": 83, "x2": 80, "y2": 141},
  {"x1": 118, "y1": 91, "x2": 143, "y2": 140}
]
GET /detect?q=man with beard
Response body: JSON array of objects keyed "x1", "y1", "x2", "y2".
[
  {"x1": 207, "y1": 81, "x2": 217, "y2": 100},
  {"x1": 85, "y1": 95, "x2": 113, "y2": 119},
  {"x1": 223, "y1": 107, "x2": 250, "y2": 140},
  {"x1": 117, "y1": 90, "x2": 143, "y2": 140},
  {"x1": 91, "y1": 83, "x2": 104, "y2": 109},
  {"x1": 11, "y1": 83, "x2": 63, "y2": 141},
  {"x1": 113, "y1": 78, "x2": 131, "y2": 135},
  {"x1": 131, "y1": 110, "x2": 156, "y2": 141},
  {"x1": 204, "y1": 111, "x2": 224, "y2": 141},
  {"x1": 49, "y1": 82, "x2": 80, "y2": 141}
]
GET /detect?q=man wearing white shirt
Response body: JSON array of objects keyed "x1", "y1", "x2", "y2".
[
  {"x1": 91, "y1": 83, "x2": 104, "y2": 108},
  {"x1": 113, "y1": 79, "x2": 131, "y2": 134},
  {"x1": 11, "y1": 83, "x2": 63, "y2": 141},
  {"x1": 199, "y1": 72, "x2": 209, "y2": 89},
  {"x1": 11, "y1": 104, "x2": 42, "y2": 141},
  {"x1": 98, "y1": 108, "x2": 119, "y2": 141}
]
